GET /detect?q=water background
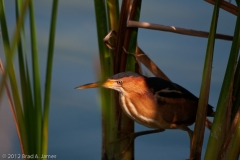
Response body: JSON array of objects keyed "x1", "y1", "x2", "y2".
[{"x1": 0, "y1": 0, "x2": 236, "y2": 159}]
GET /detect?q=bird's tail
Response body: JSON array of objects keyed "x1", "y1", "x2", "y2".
[{"x1": 207, "y1": 104, "x2": 215, "y2": 117}]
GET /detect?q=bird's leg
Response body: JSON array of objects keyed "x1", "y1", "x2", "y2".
[
  {"x1": 132, "y1": 129, "x2": 165, "y2": 138},
  {"x1": 182, "y1": 119, "x2": 213, "y2": 148},
  {"x1": 179, "y1": 126, "x2": 194, "y2": 149},
  {"x1": 179, "y1": 126, "x2": 194, "y2": 160},
  {"x1": 187, "y1": 129, "x2": 193, "y2": 149},
  {"x1": 111, "y1": 129, "x2": 165, "y2": 154}
]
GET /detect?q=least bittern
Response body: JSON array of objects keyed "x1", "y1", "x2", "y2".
[{"x1": 76, "y1": 72, "x2": 214, "y2": 149}]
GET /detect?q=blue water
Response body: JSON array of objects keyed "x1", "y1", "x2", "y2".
[{"x1": 0, "y1": 0, "x2": 236, "y2": 159}]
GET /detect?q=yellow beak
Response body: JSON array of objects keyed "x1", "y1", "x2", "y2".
[
  {"x1": 102, "y1": 80, "x2": 116, "y2": 88},
  {"x1": 75, "y1": 81, "x2": 102, "y2": 89},
  {"x1": 75, "y1": 80, "x2": 116, "y2": 89}
]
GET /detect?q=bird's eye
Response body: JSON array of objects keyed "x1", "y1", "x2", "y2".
[{"x1": 117, "y1": 80, "x2": 122, "y2": 85}]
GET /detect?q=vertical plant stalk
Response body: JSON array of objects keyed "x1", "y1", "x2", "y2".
[
  {"x1": 218, "y1": 4, "x2": 240, "y2": 159},
  {"x1": 112, "y1": 0, "x2": 135, "y2": 159},
  {"x1": 190, "y1": 0, "x2": 221, "y2": 159},
  {"x1": 125, "y1": 0, "x2": 142, "y2": 71},
  {"x1": 219, "y1": 108, "x2": 240, "y2": 160},
  {"x1": 29, "y1": 1, "x2": 42, "y2": 158},
  {"x1": 222, "y1": 108, "x2": 240, "y2": 160},
  {"x1": 94, "y1": 0, "x2": 142, "y2": 159},
  {"x1": 0, "y1": 60, "x2": 25, "y2": 157},
  {"x1": 227, "y1": 115, "x2": 240, "y2": 159},
  {"x1": 106, "y1": 0, "x2": 120, "y2": 158},
  {"x1": 231, "y1": 6, "x2": 240, "y2": 119},
  {"x1": 0, "y1": 0, "x2": 29, "y2": 99},
  {"x1": 15, "y1": 0, "x2": 35, "y2": 155},
  {"x1": 93, "y1": 0, "x2": 115, "y2": 159},
  {"x1": 205, "y1": 2, "x2": 240, "y2": 160},
  {"x1": 0, "y1": 0, "x2": 29, "y2": 154},
  {"x1": 114, "y1": 0, "x2": 142, "y2": 159},
  {"x1": 42, "y1": 0, "x2": 59, "y2": 158},
  {"x1": 232, "y1": 59, "x2": 240, "y2": 118},
  {"x1": 106, "y1": 0, "x2": 119, "y2": 32},
  {"x1": 114, "y1": 0, "x2": 132, "y2": 73},
  {"x1": 1, "y1": 0, "x2": 58, "y2": 157}
]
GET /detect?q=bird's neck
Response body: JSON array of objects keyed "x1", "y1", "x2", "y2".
[{"x1": 119, "y1": 92, "x2": 159, "y2": 128}]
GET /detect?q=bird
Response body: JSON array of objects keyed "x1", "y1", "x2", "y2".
[{"x1": 75, "y1": 71, "x2": 214, "y2": 148}]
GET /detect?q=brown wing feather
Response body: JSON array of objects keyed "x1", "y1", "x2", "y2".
[
  {"x1": 156, "y1": 95, "x2": 197, "y2": 126},
  {"x1": 146, "y1": 77, "x2": 214, "y2": 126}
]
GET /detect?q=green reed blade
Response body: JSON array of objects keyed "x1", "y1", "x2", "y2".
[{"x1": 42, "y1": 0, "x2": 59, "y2": 158}]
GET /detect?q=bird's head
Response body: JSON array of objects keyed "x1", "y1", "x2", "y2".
[{"x1": 75, "y1": 72, "x2": 148, "y2": 94}]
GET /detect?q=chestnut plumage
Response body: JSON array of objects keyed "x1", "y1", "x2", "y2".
[{"x1": 76, "y1": 71, "x2": 214, "y2": 147}]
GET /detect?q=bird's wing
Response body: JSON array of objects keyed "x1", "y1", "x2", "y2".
[
  {"x1": 147, "y1": 77, "x2": 201, "y2": 126},
  {"x1": 145, "y1": 77, "x2": 214, "y2": 126},
  {"x1": 145, "y1": 77, "x2": 198, "y2": 101}
]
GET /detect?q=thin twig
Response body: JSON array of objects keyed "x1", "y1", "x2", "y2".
[
  {"x1": 0, "y1": 59, "x2": 25, "y2": 157},
  {"x1": 103, "y1": 30, "x2": 117, "y2": 50},
  {"x1": 205, "y1": 0, "x2": 238, "y2": 16},
  {"x1": 127, "y1": 20, "x2": 233, "y2": 41}
]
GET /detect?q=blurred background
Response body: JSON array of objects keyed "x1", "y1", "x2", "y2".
[{"x1": 0, "y1": 0, "x2": 236, "y2": 159}]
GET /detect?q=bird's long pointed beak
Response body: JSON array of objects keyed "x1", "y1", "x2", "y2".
[
  {"x1": 75, "y1": 81, "x2": 102, "y2": 89},
  {"x1": 75, "y1": 80, "x2": 115, "y2": 90}
]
